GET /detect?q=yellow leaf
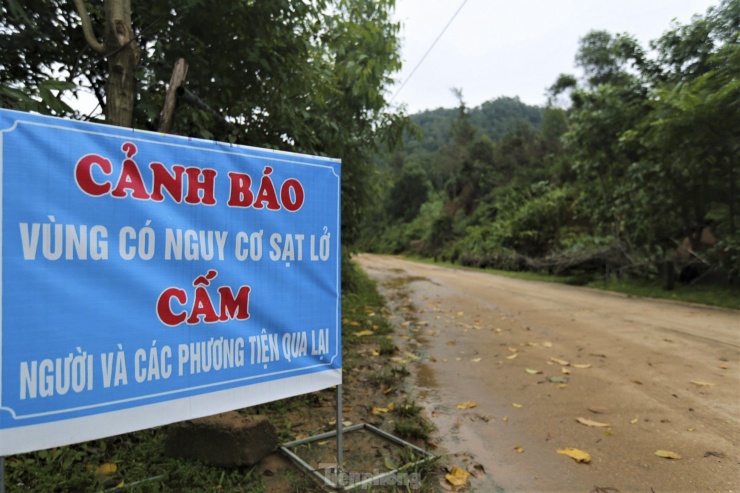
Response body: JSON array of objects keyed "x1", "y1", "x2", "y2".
[
  {"x1": 506, "y1": 353, "x2": 518, "y2": 360},
  {"x1": 404, "y1": 352, "x2": 420, "y2": 360},
  {"x1": 371, "y1": 407, "x2": 389, "y2": 415},
  {"x1": 556, "y1": 448, "x2": 591, "y2": 463},
  {"x1": 97, "y1": 463, "x2": 117, "y2": 476},
  {"x1": 457, "y1": 400, "x2": 478, "y2": 410},
  {"x1": 495, "y1": 328, "x2": 502, "y2": 333},
  {"x1": 542, "y1": 341, "x2": 553, "y2": 348},
  {"x1": 370, "y1": 349, "x2": 380, "y2": 357},
  {"x1": 445, "y1": 466, "x2": 469, "y2": 487},
  {"x1": 572, "y1": 363, "x2": 591, "y2": 369},
  {"x1": 576, "y1": 417, "x2": 610, "y2": 427},
  {"x1": 561, "y1": 367, "x2": 571, "y2": 374},
  {"x1": 387, "y1": 402, "x2": 395, "y2": 411},
  {"x1": 503, "y1": 416, "x2": 509, "y2": 422},
  {"x1": 512, "y1": 402, "x2": 523, "y2": 408},
  {"x1": 353, "y1": 330, "x2": 374, "y2": 337},
  {"x1": 551, "y1": 357, "x2": 570, "y2": 366},
  {"x1": 630, "y1": 418, "x2": 639, "y2": 424},
  {"x1": 507, "y1": 347, "x2": 518, "y2": 352},
  {"x1": 719, "y1": 364, "x2": 729, "y2": 370},
  {"x1": 471, "y1": 357, "x2": 482, "y2": 363},
  {"x1": 526, "y1": 342, "x2": 538, "y2": 347},
  {"x1": 690, "y1": 380, "x2": 717, "y2": 387},
  {"x1": 525, "y1": 368, "x2": 542, "y2": 374},
  {"x1": 514, "y1": 446, "x2": 524, "y2": 453},
  {"x1": 655, "y1": 450, "x2": 681, "y2": 459}
]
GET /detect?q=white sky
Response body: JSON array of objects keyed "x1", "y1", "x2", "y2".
[{"x1": 389, "y1": 0, "x2": 721, "y2": 113}]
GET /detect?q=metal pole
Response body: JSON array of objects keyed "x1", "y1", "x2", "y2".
[
  {"x1": 336, "y1": 384, "x2": 343, "y2": 470},
  {"x1": 1, "y1": 456, "x2": 5, "y2": 493}
]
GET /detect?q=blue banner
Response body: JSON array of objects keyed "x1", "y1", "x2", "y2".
[{"x1": 0, "y1": 109, "x2": 341, "y2": 455}]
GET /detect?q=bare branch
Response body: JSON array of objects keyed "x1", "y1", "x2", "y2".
[{"x1": 71, "y1": 0, "x2": 105, "y2": 54}]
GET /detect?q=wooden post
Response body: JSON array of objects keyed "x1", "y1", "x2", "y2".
[{"x1": 158, "y1": 58, "x2": 189, "y2": 133}]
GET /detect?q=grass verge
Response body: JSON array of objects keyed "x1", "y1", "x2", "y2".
[
  {"x1": 5, "y1": 260, "x2": 434, "y2": 492},
  {"x1": 403, "y1": 255, "x2": 740, "y2": 310}
]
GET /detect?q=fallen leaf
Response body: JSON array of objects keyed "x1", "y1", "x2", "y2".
[
  {"x1": 704, "y1": 451, "x2": 725, "y2": 458},
  {"x1": 387, "y1": 402, "x2": 395, "y2": 410},
  {"x1": 542, "y1": 341, "x2": 553, "y2": 348},
  {"x1": 447, "y1": 340, "x2": 457, "y2": 346},
  {"x1": 632, "y1": 380, "x2": 643, "y2": 385},
  {"x1": 719, "y1": 364, "x2": 729, "y2": 370},
  {"x1": 557, "y1": 448, "x2": 591, "y2": 463},
  {"x1": 506, "y1": 353, "x2": 518, "y2": 360},
  {"x1": 630, "y1": 418, "x2": 639, "y2": 424},
  {"x1": 690, "y1": 380, "x2": 717, "y2": 387},
  {"x1": 353, "y1": 330, "x2": 374, "y2": 337},
  {"x1": 572, "y1": 363, "x2": 591, "y2": 369},
  {"x1": 456, "y1": 311, "x2": 464, "y2": 317},
  {"x1": 547, "y1": 375, "x2": 569, "y2": 384},
  {"x1": 687, "y1": 427, "x2": 695, "y2": 432},
  {"x1": 495, "y1": 328, "x2": 502, "y2": 333},
  {"x1": 97, "y1": 463, "x2": 117, "y2": 476},
  {"x1": 404, "y1": 352, "x2": 420, "y2": 361},
  {"x1": 457, "y1": 400, "x2": 478, "y2": 410},
  {"x1": 576, "y1": 417, "x2": 610, "y2": 427},
  {"x1": 445, "y1": 466, "x2": 469, "y2": 487},
  {"x1": 663, "y1": 338, "x2": 673, "y2": 343},
  {"x1": 503, "y1": 416, "x2": 509, "y2": 422},
  {"x1": 561, "y1": 367, "x2": 571, "y2": 374},
  {"x1": 512, "y1": 402, "x2": 523, "y2": 408},
  {"x1": 588, "y1": 406, "x2": 608, "y2": 414},
  {"x1": 371, "y1": 407, "x2": 389, "y2": 415},
  {"x1": 590, "y1": 487, "x2": 620, "y2": 493},
  {"x1": 370, "y1": 349, "x2": 380, "y2": 357},
  {"x1": 551, "y1": 357, "x2": 570, "y2": 366},
  {"x1": 507, "y1": 347, "x2": 518, "y2": 352},
  {"x1": 525, "y1": 368, "x2": 542, "y2": 374},
  {"x1": 514, "y1": 446, "x2": 524, "y2": 453},
  {"x1": 471, "y1": 357, "x2": 482, "y2": 363},
  {"x1": 526, "y1": 342, "x2": 538, "y2": 347},
  {"x1": 384, "y1": 456, "x2": 399, "y2": 470},
  {"x1": 655, "y1": 450, "x2": 681, "y2": 459}
]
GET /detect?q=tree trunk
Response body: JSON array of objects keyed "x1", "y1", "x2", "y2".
[
  {"x1": 103, "y1": 0, "x2": 139, "y2": 127},
  {"x1": 72, "y1": 0, "x2": 139, "y2": 128}
]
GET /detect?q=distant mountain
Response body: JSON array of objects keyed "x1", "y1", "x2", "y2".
[{"x1": 406, "y1": 96, "x2": 543, "y2": 154}]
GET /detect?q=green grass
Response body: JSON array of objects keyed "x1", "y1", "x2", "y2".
[
  {"x1": 404, "y1": 255, "x2": 740, "y2": 310},
  {"x1": 5, "y1": 261, "x2": 399, "y2": 492},
  {"x1": 586, "y1": 278, "x2": 740, "y2": 310}
]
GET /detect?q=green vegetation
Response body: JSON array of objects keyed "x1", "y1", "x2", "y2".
[{"x1": 361, "y1": 0, "x2": 739, "y2": 301}]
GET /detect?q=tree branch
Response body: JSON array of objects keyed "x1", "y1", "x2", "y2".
[{"x1": 71, "y1": 0, "x2": 106, "y2": 54}]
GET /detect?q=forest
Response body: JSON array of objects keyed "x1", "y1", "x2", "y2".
[{"x1": 360, "y1": 0, "x2": 739, "y2": 287}]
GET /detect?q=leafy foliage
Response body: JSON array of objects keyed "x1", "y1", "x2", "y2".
[{"x1": 362, "y1": 0, "x2": 739, "y2": 285}]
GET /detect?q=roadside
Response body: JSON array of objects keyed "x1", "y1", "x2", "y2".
[{"x1": 358, "y1": 253, "x2": 740, "y2": 493}]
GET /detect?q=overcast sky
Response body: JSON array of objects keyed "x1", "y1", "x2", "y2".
[{"x1": 389, "y1": 0, "x2": 720, "y2": 114}]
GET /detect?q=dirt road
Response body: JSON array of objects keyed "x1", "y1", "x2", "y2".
[{"x1": 356, "y1": 254, "x2": 739, "y2": 493}]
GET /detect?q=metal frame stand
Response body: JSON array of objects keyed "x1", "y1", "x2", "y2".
[{"x1": 280, "y1": 385, "x2": 435, "y2": 491}]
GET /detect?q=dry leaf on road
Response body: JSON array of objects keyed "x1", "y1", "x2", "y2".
[
  {"x1": 572, "y1": 363, "x2": 591, "y2": 369},
  {"x1": 576, "y1": 417, "x2": 610, "y2": 427},
  {"x1": 655, "y1": 450, "x2": 681, "y2": 459},
  {"x1": 557, "y1": 448, "x2": 591, "y2": 463},
  {"x1": 445, "y1": 466, "x2": 470, "y2": 487},
  {"x1": 457, "y1": 400, "x2": 478, "y2": 409},
  {"x1": 551, "y1": 357, "x2": 570, "y2": 366},
  {"x1": 690, "y1": 380, "x2": 717, "y2": 387},
  {"x1": 526, "y1": 368, "x2": 542, "y2": 374}
]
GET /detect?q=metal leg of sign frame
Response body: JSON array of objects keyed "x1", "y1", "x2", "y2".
[
  {"x1": 280, "y1": 385, "x2": 435, "y2": 491},
  {"x1": 1, "y1": 456, "x2": 4, "y2": 493}
]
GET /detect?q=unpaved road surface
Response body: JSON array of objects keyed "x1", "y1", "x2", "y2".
[{"x1": 357, "y1": 254, "x2": 740, "y2": 493}]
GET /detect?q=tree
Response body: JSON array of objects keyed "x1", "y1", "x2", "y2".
[
  {"x1": 72, "y1": 0, "x2": 138, "y2": 126},
  {"x1": 1, "y1": 0, "x2": 409, "y2": 247}
]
